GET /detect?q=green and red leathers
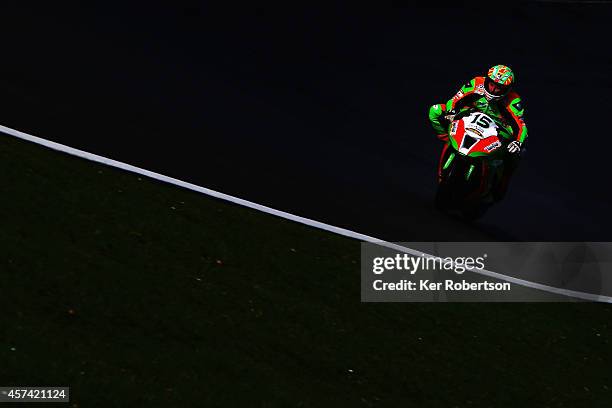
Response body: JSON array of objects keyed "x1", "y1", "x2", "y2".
[
  {"x1": 429, "y1": 76, "x2": 528, "y2": 200},
  {"x1": 428, "y1": 76, "x2": 527, "y2": 144}
]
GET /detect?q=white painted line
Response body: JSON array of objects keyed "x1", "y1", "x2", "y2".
[{"x1": 2, "y1": 123, "x2": 611, "y2": 303}]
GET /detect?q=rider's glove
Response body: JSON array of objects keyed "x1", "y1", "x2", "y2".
[
  {"x1": 507, "y1": 140, "x2": 522, "y2": 154},
  {"x1": 443, "y1": 109, "x2": 457, "y2": 123}
]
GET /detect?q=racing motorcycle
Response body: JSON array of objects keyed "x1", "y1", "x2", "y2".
[{"x1": 435, "y1": 109, "x2": 512, "y2": 220}]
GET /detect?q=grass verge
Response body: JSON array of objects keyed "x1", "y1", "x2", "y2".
[{"x1": 0, "y1": 135, "x2": 610, "y2": 407}]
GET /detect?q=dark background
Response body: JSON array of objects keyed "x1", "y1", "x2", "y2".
[{"x1": 0, "y1": 2, "x2": 610, "y2": 241}]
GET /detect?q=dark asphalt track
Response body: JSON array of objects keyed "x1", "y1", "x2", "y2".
[{"x1": 0, "y1": 3, "x2": 610, "y2": 241}]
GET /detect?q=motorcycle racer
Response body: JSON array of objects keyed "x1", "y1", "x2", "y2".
[{"x1": 428, "y1": 65, "x2": 527, "y2": 200}]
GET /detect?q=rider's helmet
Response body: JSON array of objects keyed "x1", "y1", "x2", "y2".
[{"x1": 484, "y1": 64, "x2": 515, "y2": 101}]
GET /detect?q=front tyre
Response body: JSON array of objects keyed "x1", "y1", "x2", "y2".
[{"x1": 435, "y1": 180, "x2": 453, "y2": 211}]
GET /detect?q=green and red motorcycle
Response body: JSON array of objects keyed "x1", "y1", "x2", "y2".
[{"x1": 435, "y1": 109, "x2": 513, "y2": 219}]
